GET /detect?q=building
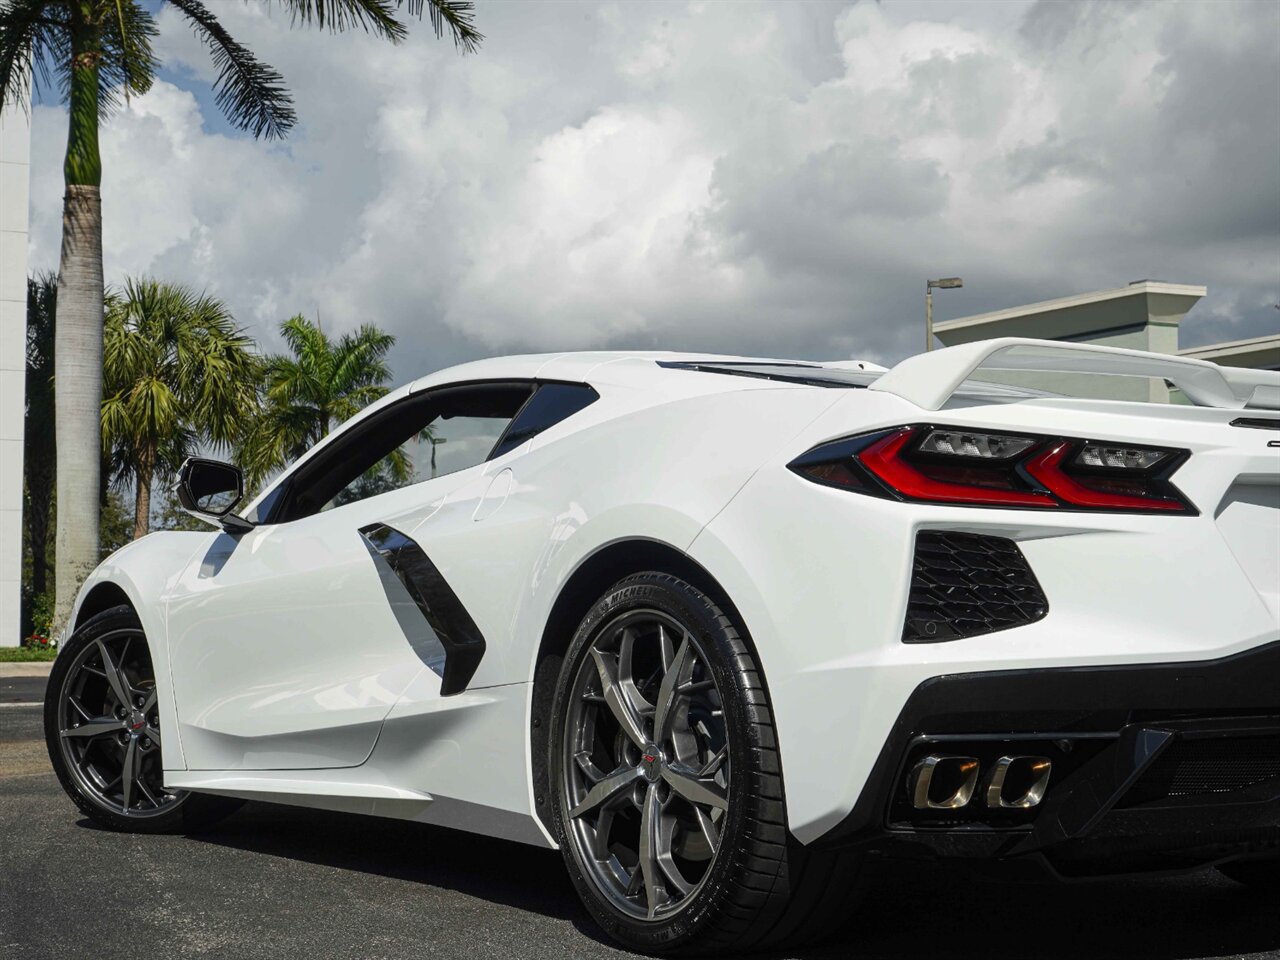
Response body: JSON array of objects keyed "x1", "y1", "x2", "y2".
[
  {"x1": 1, "y1": 88, "x2": 30, "y2": 647},
  {"x1": 1179, "y1": 333, "x2": 1280, "y2": 372}
]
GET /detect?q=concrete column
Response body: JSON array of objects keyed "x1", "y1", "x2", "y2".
[{"x1": 0, "y1": 85, "x2": 31, "y2": 646}]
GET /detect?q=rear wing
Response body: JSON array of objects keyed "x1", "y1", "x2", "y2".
[{"x1": 868, "y1": 338, "x2": 1280, "y2": 411}]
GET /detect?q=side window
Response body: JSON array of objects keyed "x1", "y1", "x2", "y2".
[
  {"x1": 488, "y1": 382, "x2": 599, "y2": 460},
  {"x1": 265, "y1": 382, "x2": 534, "y2": 523}
]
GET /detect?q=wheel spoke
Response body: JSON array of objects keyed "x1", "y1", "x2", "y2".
[
  {"x1": 637, "y1": 784, "x2": 667, "y2": 919},
  {"x1": 120, "y1": 738, "x2": 138, "y2": 813},
  {"x1": 698, "y1": 744, "x2": 728, "y2": 778},
  {"x1": 96, "y1": 638, "x2": 134, "y2": 707},
  {"x1": 658, "y1": 623, "x2": 675, "y2": 672},
  {"x1": 67, "y1": 696, "x2": 95, "y2": 723},
  {"x1": 652, "y1": 633, "x2": 696, "y2": 744},
  {"x1": 657, "y1": 813, "x2": 693, "y2": 896},
  {"x1": 571, "y1": 765, "x2": 642, "y2": 819},
  {"x1": 61, "y1": 719, "x2": 120, "y2": 740},
  {"x1": 141, "y1": 688, "x2": 157, "y2": 713},
  {"x1": 589, "y1": 647, "x2": 648, "y2": 749},
  {"x1": 617, "y1": 627, "x2": 654, "y2": 716},
  {"x1": 662, "y1": 762, "x2": 729, "y2": 811},
  {"x1": 137, "y1": 777, "x2": 162, "y2": 809},
  {"x1": 692, "y1": 805, "x2": 720, "y2": 852}
]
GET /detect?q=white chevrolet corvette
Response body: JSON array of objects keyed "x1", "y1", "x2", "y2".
[{"x1": 46, "y1": 337, "x2": 1280, "y2": 954}]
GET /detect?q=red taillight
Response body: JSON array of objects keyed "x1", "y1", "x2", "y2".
[
  {"x1": 1022, "y1": 441, "x2": 1187, "y2": 512},
  {"x1": 790, "y1": 425, "x2": 1195, "y2": 514},
  {"x1": 859, "y1": 429, "x2": 1056, "y2": 508}
]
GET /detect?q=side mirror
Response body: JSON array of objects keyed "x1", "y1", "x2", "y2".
[{"x1": 176, "y1": 458, "x2": 254, "y2": 533}]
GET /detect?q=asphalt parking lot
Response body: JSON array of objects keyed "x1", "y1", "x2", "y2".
[{"x1": 2, "y1": 674, "x2": 1277, "y2": 960}]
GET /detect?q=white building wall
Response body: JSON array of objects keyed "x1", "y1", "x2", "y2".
[{"x1": 0, "y1": 88, "x2": 30, "y2": 646}]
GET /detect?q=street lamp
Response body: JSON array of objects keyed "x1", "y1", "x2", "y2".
[
  {"x1": 428, "y1": 436, "x2": 448, "y2": 478},
  {"x1": 925, "y1": 277, "x2": 963, "y2": 352}
]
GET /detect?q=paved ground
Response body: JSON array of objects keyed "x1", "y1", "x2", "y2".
[{"x1": 2, "y1": 681, "x2": 1277, "y2": 960}]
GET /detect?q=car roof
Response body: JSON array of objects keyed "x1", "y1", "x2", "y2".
[
  {"x1": 405, "y1": 351, "x2": 1044, "y2": 399},
  {"x1": 404, "y1": 351, "x2": 885, "y2": 394}
]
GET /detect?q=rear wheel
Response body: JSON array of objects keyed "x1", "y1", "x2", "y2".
[
  {"x1": 549, "y1": 573, "x2": 863, "y2": 955},
  {"x1": 1218, "y1": 858, "x2": 1280, "y2": 890},
  {"x1": 44, "y1": 604, "x2": 241, "y2": 833}
]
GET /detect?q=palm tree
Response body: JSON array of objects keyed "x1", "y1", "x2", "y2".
[
  {"x1": 102, "y1": 278, "x2": 259, "y2": 540},
  {"x1": 239, "y1": 313, "x2": 411, "y2": 488},
  {"x1": 23, "y1": 274, "x2": 57, "y2": 599},
  {"x1": 0, "y1": 0, "x2": 481, "y2": 629}
]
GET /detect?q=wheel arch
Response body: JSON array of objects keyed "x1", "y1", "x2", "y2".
[
  {"x1": 528, "y1": 537, "x2": 765, "y2": 835},
  {"x1": 74, "y1": 581, "x2": 136, "y2": 629}
]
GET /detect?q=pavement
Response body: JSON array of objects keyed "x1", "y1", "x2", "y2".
[
  {"x1": 2, "y1": 685, "x2": 1277, "y2": 960},
  {"x1": 0, "y1": 662, "x2": 55, "y2": 679}
]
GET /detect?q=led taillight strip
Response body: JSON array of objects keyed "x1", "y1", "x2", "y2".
[
  {"x1": 1022, "y1": 442, "x2": 1186, "y2": 512},
  {"x1": 859, "y1": 428, "x2": 1056, "y2": 508},
  {"x1": 791, "y1": 425, "x2": 1196, "y2": 514}
]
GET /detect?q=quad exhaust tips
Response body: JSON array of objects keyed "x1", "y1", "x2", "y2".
[{"x1": 909, "y1": 754, "x2": 1052, "y2": 810}]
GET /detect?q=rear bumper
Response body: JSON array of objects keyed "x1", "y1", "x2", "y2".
[{"x1": 819, "y1": 640, "x2": 1280, "y2": 874}]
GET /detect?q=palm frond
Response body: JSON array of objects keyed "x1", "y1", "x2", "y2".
[
  {"x1": 94, "y1": 0, "x2": 159, "y2": 117},
  {"x1": 273, "y1": 0, "x2": 407, "y2": 43},
  {"x1": 165, "y1": 0, "x2": 296, "y2": 140},
  {"x1": 0, "y1": 0, "x2": 63, "y2": 113},
  {"x1": 410, "y1": 0, "x2": 482, "y2": 53}
]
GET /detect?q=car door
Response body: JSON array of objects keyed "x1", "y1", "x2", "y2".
[{"x1": 164, "y1": 382, "x2": 537, "y2": 771}]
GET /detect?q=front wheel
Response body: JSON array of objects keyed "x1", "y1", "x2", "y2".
[
  {"x1": 44, "y1": 603, "x2": 241, "y2": 833},
  {"x1": 548, "y1": 573, "x2": 862, "y2": 955}
]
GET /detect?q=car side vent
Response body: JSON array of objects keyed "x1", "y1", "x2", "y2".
[
  {"x1": 903, "y1": 532, "x2": 1048, "y2": 643},
  {"x1": 1230, "y1": 417, "x2": 1280, "y2": 430}
]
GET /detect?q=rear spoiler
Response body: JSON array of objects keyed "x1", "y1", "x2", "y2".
[{"x1": 868, "y1": 338, "x2": 1280, "y2": 411}]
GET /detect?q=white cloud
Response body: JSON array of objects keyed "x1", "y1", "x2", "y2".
[{"x1": 27, "y1": 0, "x2": 1280, "y2": 379}]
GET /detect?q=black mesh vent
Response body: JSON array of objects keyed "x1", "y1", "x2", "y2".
[
  {"x1": 902, "y1": 532, "x2": 1048, "y2": 643},
  {"x1": 1121, "y1": 736, "x2": 1280, "y2": 806}
]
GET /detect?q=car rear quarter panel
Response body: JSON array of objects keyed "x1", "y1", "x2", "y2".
[{"x1": 688, "y1": 389, "x2": 1280, "y2": 844}]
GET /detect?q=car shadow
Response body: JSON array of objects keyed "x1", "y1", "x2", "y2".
[{"x1": 180, "y1": 802, "x2": 1280, "y2": 960}]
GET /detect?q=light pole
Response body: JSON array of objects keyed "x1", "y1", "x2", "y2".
[
  {"x1": 925, "y1": 277, "x2": 963, "y2": 352},
  {"x1": 428, "y1": 436, "x2": 447, "y2": 478}
]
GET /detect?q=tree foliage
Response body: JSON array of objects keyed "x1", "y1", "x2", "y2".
[
  {"x1": 238, "y1": 313, "x2": 410, "y2": 488},
  {"x1": 102, "y1": 278, "x2": 259, "y2": 538},
  {"x1": 0, "y1": 0, "x2": 481, "y2": 139}
]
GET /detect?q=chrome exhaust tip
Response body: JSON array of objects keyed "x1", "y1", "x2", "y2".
[
  {"x1": 909, "y1": 755, "x2": 980, "y2": 809},
  {"x1": 986, "y1": 755, "x2": 1052, "y2": 809}
]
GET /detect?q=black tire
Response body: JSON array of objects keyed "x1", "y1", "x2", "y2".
[
  {"x1": 1217, "y1": 858, "x2": 1280, "y2": 890},
  {"x1": 44, "y1": 603, "x2": 242, "y2": 833},
  {"x1": 548, "y1": 573, "x2": 863, "y2": 956}
]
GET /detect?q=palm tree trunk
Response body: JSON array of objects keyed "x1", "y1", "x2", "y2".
[
  {"x1": 52, "y1": 9, "x2": 105, "y2": 634},
  {"x1": 132, "y1": 443, "x2": 155, "y2": 541}
]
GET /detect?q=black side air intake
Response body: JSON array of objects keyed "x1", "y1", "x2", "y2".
[
  {"x1": 902, "y1": 532, "x2": 1048, "y2": 643},
  {"x1": 359, "y1": 523, "x2": 487, "y2": 695}
]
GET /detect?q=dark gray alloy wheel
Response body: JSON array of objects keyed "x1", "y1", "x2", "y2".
[
  {"x1": 549, "y1": 573, "x2": 865, "y2": 956},
  {"x1": 561, "y1": 606, "x2": 730, "y2": 921},
  {"x1": 44, "y1": 604, "x2": 241, "y2": 833}
]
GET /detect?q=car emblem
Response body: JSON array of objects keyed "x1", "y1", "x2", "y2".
[{"x1": 641, "y1": 747, "x2": 661, "y2": 781}]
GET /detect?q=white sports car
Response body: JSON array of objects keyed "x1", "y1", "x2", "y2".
[{"x1": 46, "y1": 337, "x2": 1280, "y2": 954}]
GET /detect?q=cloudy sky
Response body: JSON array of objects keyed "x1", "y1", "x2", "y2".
[{"x1": 28, "y1": 0, "x2": 1280, "y2": 381}]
